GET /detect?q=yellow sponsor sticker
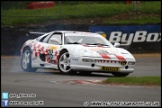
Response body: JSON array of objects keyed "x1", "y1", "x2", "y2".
[
  {"x1": 49, "y1": 46, "x2": 57, "y2": 50},
  {"x1": 102, "y1": 67, "x2": 120, "y2": 71}
]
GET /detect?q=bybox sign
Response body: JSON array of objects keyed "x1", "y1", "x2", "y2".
[{"x1": 89, "y1": 25, "x2": 161, "y2": 46}]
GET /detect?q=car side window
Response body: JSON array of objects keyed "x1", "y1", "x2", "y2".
[
  {"x1": 39, "y1": 35, "x2": 48, "y2": 42},
  {"x1": 48, "y1": 34, "x2": 62, "y2": 45},
  {"x1": 42, "y1": 32, "x2": 53, "y2": 43},
  {"x1": 36, "y1": 33, "x2": 49, "y2": 42}
]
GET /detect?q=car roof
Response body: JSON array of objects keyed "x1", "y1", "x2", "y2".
[{"x1": 52, "y1": 30, "x2": 100, "y2": 36}]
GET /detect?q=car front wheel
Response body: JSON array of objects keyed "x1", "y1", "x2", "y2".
[{"x1": 58, "y1": 51, "x2": 75, "y2": 74}]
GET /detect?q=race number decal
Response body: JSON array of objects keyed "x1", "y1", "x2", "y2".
[
  {"x1": 46, "y1": 45, "x2": 58, "y2": 64},
  {"x1": 47, "y1": 49, "x2": 53, "y2": 60}
]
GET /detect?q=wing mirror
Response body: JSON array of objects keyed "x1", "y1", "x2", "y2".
[{"x1": 114, "y1": 42, "x2": 120, "y2": 47}]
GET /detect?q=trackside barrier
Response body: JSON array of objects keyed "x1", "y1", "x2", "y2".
[
  {"x1": 89, "y1": 24, "x2": 161, "y2": 53},
  {"x1": 1, "y1": 24, "x2": 161, "y2": 55},
  {"x1": 1, "y1": 24, "x2": 89, "y2": 55}
]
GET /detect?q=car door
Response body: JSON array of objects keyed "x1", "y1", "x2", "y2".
[
  {"x1": 44, "y1": 33, "x2": 62, "y2": 65},
  {"x1": 31, "y1": 32, "x2": 63, "y2": 68}
]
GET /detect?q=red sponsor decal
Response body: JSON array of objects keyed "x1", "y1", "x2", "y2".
[
  {"x1": 45, "y1": 49, "x2": 48, "y2": 54},
  {"x1": 35, "y1": 52, "x2": 38, "y2": 57},
  {"x1": 37, "y1": 44, "x2": 41, "y2": 48},
  {"x1": 54, "y1": 51, "x2": 58, "y2": 64},
  {"x1": 116, "y1": 55, "x2": 126, "y2": 61},
  {"x1": 100, "y1": 54, "x2": 110, "y2": 59}
]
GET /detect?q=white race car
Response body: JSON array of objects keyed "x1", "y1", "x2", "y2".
[{"x1": 21, "y1": 30, "x2": 136, "y2": 77}]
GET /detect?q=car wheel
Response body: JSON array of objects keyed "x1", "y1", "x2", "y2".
[
  {"x1": 112, "y1": 73, "x2": 129, "y2": 77},
  {"x1": 58, "y1": 51, "x2": 75, "y2": 74},
  {"x1": 21, "y1": 48, "x2": 37, "y2": 72}
]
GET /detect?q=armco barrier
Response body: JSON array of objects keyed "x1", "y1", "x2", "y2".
[
  {"x1": 1, "y1": 24, "x2": 161, "y2": 56},
  {"x1": 1, "y1": 29, "x2": 31, "y2": 55},
  {"x1": 89, "y1": 24, "x2": 161, "y2": 53},
  {"x1": 1, "y1": 24, "x2": 89, "y2": 55}
]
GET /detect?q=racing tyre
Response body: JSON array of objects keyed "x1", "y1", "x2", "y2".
[
  {"x1": 112, "y1": 73, "x2": 129, "y2": 77},
  {"x1": 21, "y1": 48, "x2": 37, "y2": 72},
  {"x1": 58, "y1": 51, "x2": 75, "y2": 74}
]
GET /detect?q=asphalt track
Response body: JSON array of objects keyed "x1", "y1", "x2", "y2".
[{"x1": 1, "y1": 55, "x2": 161, "y2": 107}]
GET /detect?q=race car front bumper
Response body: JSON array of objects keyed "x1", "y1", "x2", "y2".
[{"x1": 70, "y1": 57, "x2": 135, "y2": 73}]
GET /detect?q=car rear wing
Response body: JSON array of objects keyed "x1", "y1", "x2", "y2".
[{"x1": 26, "y1": 31, "x2": 47, "y2": 37}]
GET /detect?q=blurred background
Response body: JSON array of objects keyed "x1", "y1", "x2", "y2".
[{"x1": 1, "y1": 1, "x2": 161, "y2": 55}]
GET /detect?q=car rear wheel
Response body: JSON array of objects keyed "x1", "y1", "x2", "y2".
[
  {"x1": 112, "y1": 73, "x2": 129, "y2": 77},
  {"x1": 58, "y1": 51, "x2": 75, "y2": 74},
  {"x1": 21, "y1": 48, "x2": 37, "y2": 72}
]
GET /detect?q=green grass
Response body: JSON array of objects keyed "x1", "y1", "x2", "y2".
[
  {"x1": 1, "y1": 1, "x2": 161, "y2": 25},
  {"x1": 102, "y1": 76, "x2": 161, "y2": 86}
]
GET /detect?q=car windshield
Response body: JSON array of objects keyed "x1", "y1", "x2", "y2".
[{"x1": 64, "y1": 36, "x2": 113, "y2": 47}]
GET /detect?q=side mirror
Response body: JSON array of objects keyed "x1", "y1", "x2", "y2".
[{"x1": 114, "y1": 42, "x2": 120, "y2": 47}]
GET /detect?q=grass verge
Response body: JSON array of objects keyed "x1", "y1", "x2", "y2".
[
  {"x1": 1, "y1": 1, "x2": 161, "y2": 25},
  {"x1": 102, "y1": 76, "x2": 161, "y2": 86}
]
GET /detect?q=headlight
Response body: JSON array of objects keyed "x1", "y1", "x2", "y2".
[
  {"x1": 120, "y1": 61, "x2": 127, "y2": 66},
  {"x1": 128, "y1": 61, "x2": 136, "y2": 65}
]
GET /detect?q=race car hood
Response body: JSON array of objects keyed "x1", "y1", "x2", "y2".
[{"x1": 67, "y1": 44, "x2": 135, "y2": 61}]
